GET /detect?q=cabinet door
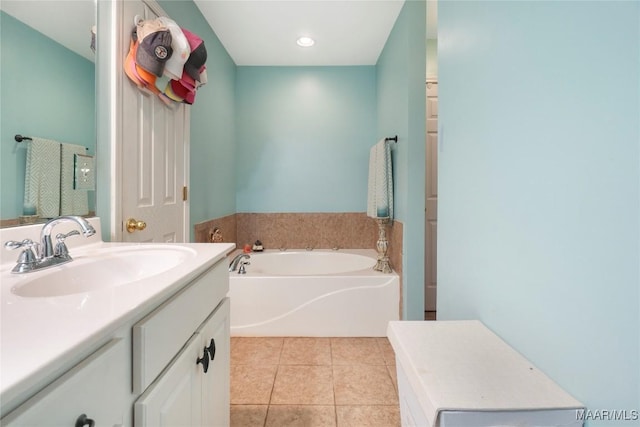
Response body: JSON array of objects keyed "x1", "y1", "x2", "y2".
[
  {"x1": 134, "y1": 333, "x2": 204, "y2": 427},
  {"x1": 2, "y1": 338, "x2": 129, "y2": 427},
  {"x1": 200, "y1": 298, "x2": 230, "y2": 427}
]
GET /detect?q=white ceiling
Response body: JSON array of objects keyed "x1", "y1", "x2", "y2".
[
  {"x1": 194, "y1": 0, "x2": 407, "y2": 66},
  {"x1": 0, "y1": 0, "x2": 436, "y2": 67},
  {"x1": 0, "y1": 0, "x2": 95, "y2": 62}
]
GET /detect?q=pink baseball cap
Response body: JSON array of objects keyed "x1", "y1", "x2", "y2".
[{"x1": 181, "y1": 28, "x2": 207, "y2": 81}]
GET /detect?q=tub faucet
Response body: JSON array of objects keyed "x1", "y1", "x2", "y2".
[{"x1": 229, "y1": 253, "x2": 250, "y2": 272}]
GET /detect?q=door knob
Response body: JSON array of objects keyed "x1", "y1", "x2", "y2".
[{"x1": 126, "y1": 218, "x2": 147, "y2": 233}]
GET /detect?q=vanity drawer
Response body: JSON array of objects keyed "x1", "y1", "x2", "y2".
[
  {"x1": 133, "y1": 260, "x2": 228, "y2": 394},
  {"x1": 1, "y1": 338, "x2": 129, "y2": 426}
]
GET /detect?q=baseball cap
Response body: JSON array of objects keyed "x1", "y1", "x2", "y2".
[
  {"x1": 181, "y1": 28, "x2": 207, "y2": 81},
  {"x1": 157, "y1": 17, "x2": 191, "y2": 81},
  {"x1": 136, "y1": 19, "x2": 173, "y2": 77},
  {"x1": 124, "y1": 36, "x2": 146, "y2": 89},
  {"x1": 170, "y1": 79, "x2": 195, "y2": 105}
]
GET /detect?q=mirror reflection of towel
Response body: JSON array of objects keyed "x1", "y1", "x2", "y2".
[
  {"x1": 60, "y1": 143, "x2": 89, "y2": 216},
  {"x1": 24, "y1": 137, "x2": 89, "y2": 218},
  {"x1": 24, "y1": 138, "x2": 61, "y2": 218}
]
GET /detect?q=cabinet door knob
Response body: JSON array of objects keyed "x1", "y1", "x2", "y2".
[
  {"x1": 196, "y1": 347, "x2": 210, "y2": 373},
  {"x1": 206, "y1": 338, "x2": 216, "y2": 361},
  {"x1": 75, "y1": 414, "x2": 95, "y2": 427}
]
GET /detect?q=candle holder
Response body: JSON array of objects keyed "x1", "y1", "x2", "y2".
[{"x1": 374, "y1": 217, "x2": 392, "y2": 273}]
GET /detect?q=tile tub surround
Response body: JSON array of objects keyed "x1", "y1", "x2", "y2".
[
  {"x1": 236, "y1": 212, "x2": 380, "y2": 250},
  {"x1": 194, "y1": 213, "x2": 237, "y2": 243},
  {"x1": 230, "y1": 337, "x2": 400, "y2": 427},
  {"x1": 195, "y1": 212, "x2": 402, "y2": 255}
]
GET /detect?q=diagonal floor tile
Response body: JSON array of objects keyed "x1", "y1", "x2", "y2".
[
  {"x1": 231, "y1": 405, "x2": 268, "y2": 427},
  {"x1": 231, "y1": 364, "x2": 278, "y2": 404},
  {"x1": 331, "y1": 338, "x2": 385, "y2": 365},
  {"x1": 266, "y1": 405, "x2": 336, "y2": 427},
  {"x1": 231, "y1": 337, "x2": 284, "y2": 365},
  {"x1": 333, "y1": 365, "x2": 398, "y2": 405},
  {"x1": 336, "y1": 405, "x2": 400, "y2": 426},
  {"x1": 375, "y1": 337, "x2": 397, "y2": 366},
  {"x1": 271, "y1": 365, "x2": 335, "y2": 405},
  {"x1": 280, "y1": 337, "x2": 332, "y2": 365}
]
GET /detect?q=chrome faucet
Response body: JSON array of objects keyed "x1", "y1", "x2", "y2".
[
  {"x1": 229, "y1": 253, "x2": 250, "y2": 272},
  {"x1": 40, "y1": 216, "x2": 96, "y2": 259},
  {"x1": 4, "y1": 216, "x2": 96, "y2": 273}
]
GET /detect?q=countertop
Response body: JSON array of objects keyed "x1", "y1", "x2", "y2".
[{"x1": 0, "y1": 218, "x2": 234, "y2": 415}]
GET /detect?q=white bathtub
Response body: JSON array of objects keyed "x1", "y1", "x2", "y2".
[{"x1": 228, "y1": 249, "x2": 399, "y2": 337}]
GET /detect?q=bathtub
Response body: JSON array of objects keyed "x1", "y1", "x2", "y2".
[{"x1": 228, "y1": 249, "x2": 399, "y2": 337}]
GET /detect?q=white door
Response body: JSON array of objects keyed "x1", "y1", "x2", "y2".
[
  {"x1": 425, "y1": 81, "x2": 438, "y2": 312},
  {"x1": 118, "y1": 0, "x2": 189, "y2": 243}
]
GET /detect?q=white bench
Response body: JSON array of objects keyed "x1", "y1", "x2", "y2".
[{"x1": 387, "y1": 320, "x2": 585, "y2": 427}]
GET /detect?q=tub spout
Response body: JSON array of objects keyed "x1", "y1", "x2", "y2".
[{"x1": 229, "y1": 253, "x2": 251, "y2": 272}]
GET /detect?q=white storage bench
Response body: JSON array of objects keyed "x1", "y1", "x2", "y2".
[{"x1": 387, "y1": 320, "x2": 585, "y2": 427}]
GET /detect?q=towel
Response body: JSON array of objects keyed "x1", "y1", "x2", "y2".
[
  {"x1": 367, "y1": 139, "x2": 393, "y2": 219},
  {"x1": 24, "y1": 137, "x2": 61, "y2": 218},
  {"x1": 60, "y1": 143, "x2": 89, "y2": 216}
]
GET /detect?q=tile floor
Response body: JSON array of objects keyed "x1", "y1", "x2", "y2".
[{"x1": 230, "y1": 337, "x2": 400, "y2": 427}]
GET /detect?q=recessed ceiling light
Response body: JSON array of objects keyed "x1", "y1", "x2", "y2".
[{"x1": 296, "y1": 36, "x2": 315, "y2": 47}]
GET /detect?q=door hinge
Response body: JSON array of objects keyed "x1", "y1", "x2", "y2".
[{"x1": 183, "y1": 186, "x2": 188, "y2": 201}]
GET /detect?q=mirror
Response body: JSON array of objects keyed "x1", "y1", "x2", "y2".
[{"x1": 0, "y1": 1, "x2": 96, "y2": 227}]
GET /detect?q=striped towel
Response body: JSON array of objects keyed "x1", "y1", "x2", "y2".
[
  {"x1": 24, "y1": 137, "x2": 61, "y2": 218},
  {"x1": 366, "y1": 139, "x2": 393, "y2": 219}
]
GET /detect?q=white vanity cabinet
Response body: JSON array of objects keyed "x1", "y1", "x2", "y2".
[
  {"x1": 134, "y1": 298, "x2": 230, "y2": 427},
  {"x1": 132, "y1": 260, "x2": 230, "y2": 427},
  {"x1": 1, "y1": 338, "x2": 131, "y2": 426},
  {"x1": 0, "y1": 240, "x2": 233, "y2": 427}
]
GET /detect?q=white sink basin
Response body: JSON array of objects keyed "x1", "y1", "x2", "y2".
[{"x1": 11, "y1": 245, "x2": 197, "y2": 298}]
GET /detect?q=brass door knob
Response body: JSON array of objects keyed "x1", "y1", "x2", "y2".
[{"x1": 126, "y1": 218, "x2": 147, "y2": 233}]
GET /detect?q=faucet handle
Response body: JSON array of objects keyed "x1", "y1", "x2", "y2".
[
  {"x1": 5, "y1": 239, "x2": 39, "y2": 272},
  {"x1": 238, "y1": 259, "x2": 251, "y2": 274},
  {"x1": 5, "y1": 239, "x2": 38, "y2": 251},
  {"x1": 54, "y1": 230, "x2": 80, "y2": 257}
]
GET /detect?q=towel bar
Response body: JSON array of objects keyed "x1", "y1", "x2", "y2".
[
  {"x1": 14, "y1": 134, "x2": 89, "y2": 150},
  {"x1": 14, "y1": 135, "x2": 32, "y2": 142}
]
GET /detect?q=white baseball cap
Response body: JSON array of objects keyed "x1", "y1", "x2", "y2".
[{"x1": 157, "y1": 16, "x2": 191, "y2": 81}]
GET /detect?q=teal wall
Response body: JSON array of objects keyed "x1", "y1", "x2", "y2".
[
  {"x1": 0, "y1": 11, "x2": 96, "y2": 220},
  {"x1": 158, "y1": 0, "x2": 237, "y2": 240},
  {"x1": 438, "y1": 1, "x2": 639, "y2": 422},
  {"x1": 235, "y1": 66, "x2": 376, "y2": 213},
  {"x1": 376, "y1": 0, "x2": 426, "y2": 320}
]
